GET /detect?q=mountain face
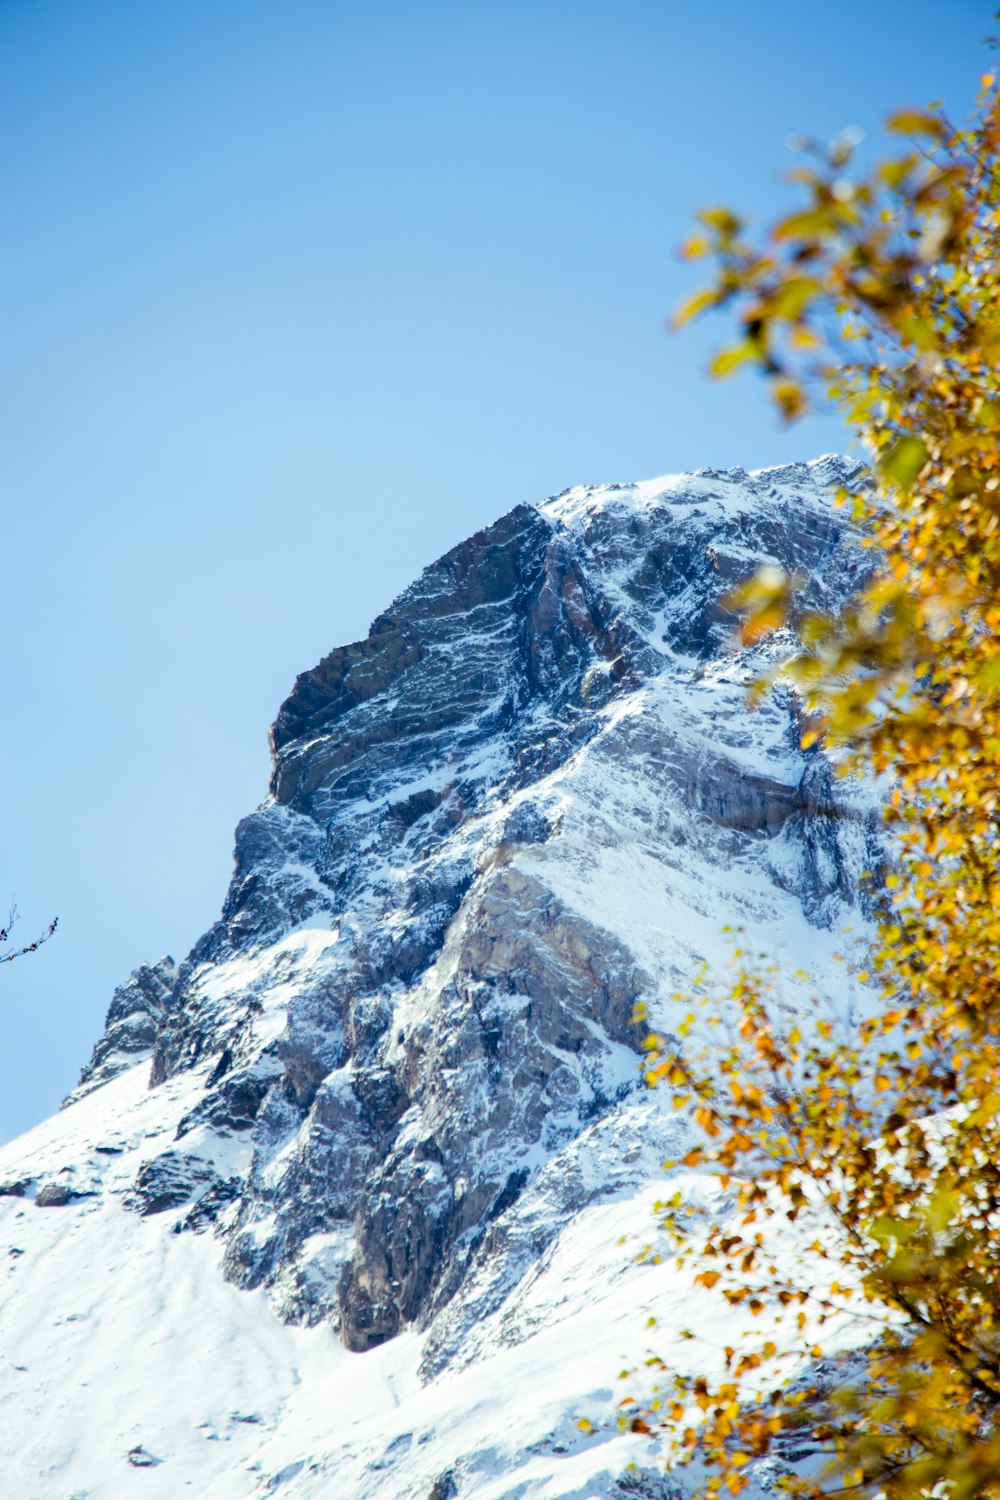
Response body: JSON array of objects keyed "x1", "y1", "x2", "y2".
[{"x1": 2, "y1": 457, "x2": 880, "y2": 1499}]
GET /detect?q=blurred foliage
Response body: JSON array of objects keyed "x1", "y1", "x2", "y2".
[{"x1": 633, "y1": 58, "x2": 1000, "y2": 1500}]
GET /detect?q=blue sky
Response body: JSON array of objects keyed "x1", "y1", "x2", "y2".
[{"x1": 0, "y1": 0, "x2": 987, "y2": 1139}]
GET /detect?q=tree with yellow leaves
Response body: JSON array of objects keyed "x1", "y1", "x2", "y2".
[{"x1": 634, "y1": 63, "x2": 1000, "y2": 1500}]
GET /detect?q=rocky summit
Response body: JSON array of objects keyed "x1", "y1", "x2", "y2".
[{"x1": 1, "y1": 457, "x2": 881, "y2": 1499}]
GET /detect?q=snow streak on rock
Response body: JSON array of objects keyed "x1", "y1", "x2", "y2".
[{"x1": 2, "y1": 457, "x2": 880, "y2": 1498}]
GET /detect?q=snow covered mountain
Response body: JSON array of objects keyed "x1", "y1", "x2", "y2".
[{"x1": 0, "y1": 457, "x2": 880, "y2": 1499}]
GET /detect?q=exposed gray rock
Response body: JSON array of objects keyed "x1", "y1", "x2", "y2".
[
  {"x1": 34, "y1": 1179, "x2": 97, "y2": 1207},
  {"x1": 612, "y1": 1473, "x2": 686, "y2": 1499},
  {"x1": 67, "y1": 956, "x2": 178, "y2": 1105},
  {"x1": 35, "y1": 1183, "x2": 75, "y2": 1208},
  {"x1": 0, "y1": 1178, "x2": 32, "y2": 1197},
  {"x1": 127, "y1": 1149, "x2": 236, "y2": 1221},
  {"x1": 126, "y1": 1446, "x2": 161, "y2": 1468}
]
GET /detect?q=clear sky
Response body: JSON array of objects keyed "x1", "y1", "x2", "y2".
[{"x1": 0, "y1": 0, "x2": 988, "y2": 1140}]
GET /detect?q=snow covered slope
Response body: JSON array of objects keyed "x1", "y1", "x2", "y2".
[{"x1": 1, "y1": 457, "x2": 880, "y2": 1498}]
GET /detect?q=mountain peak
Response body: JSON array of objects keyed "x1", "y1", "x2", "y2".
[
  {"x1": 537, "y1": 452, "x2": 864, "y2": 528},
  {"x1": 2, "y1": 459, "x2": 880, "y2": 1499}
]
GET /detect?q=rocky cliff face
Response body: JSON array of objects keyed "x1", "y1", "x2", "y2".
[{"x1": 4, "y1": 456, "x2": 880, "y2": 1499}]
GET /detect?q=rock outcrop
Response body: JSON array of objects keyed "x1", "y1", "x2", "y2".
[{"x1": 69, "y1": 954, "x2": 178, "y2": 1103}]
